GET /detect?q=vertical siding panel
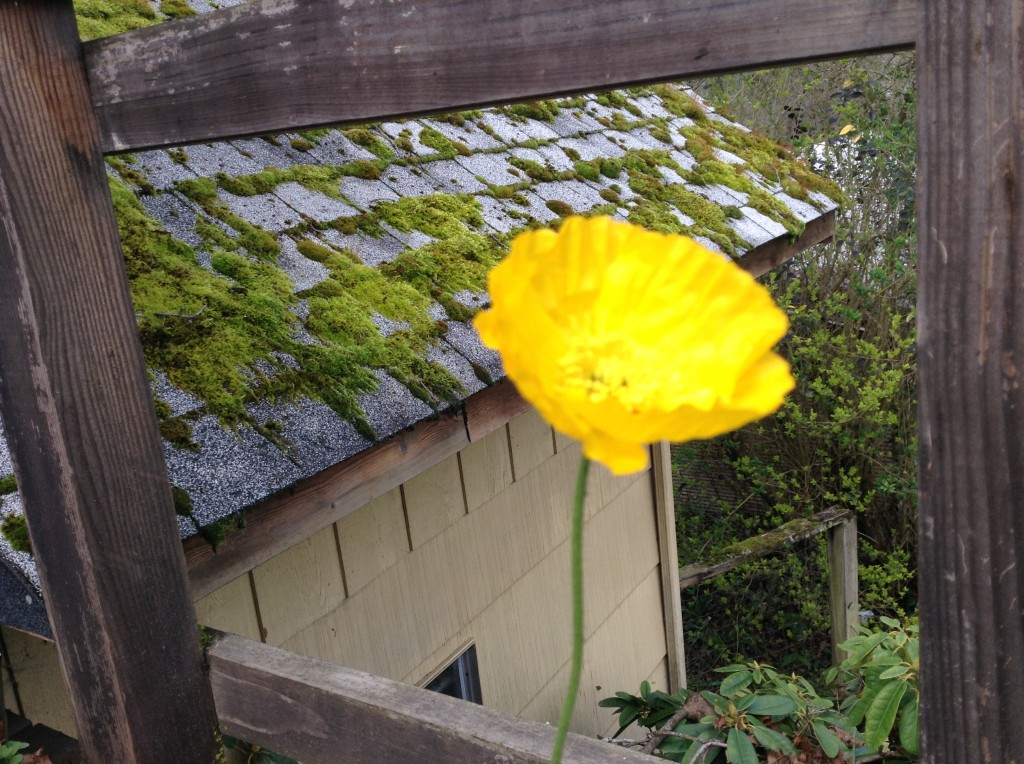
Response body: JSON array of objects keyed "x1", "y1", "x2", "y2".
[
  {"x1": 336, "y1": 487, "x2": 408, "y2": 595},
  {"x1": 194, "y1": 573, "x2": 262, "y2": 641},
  {"x1": 250, "y1": 525, "x2": 344, "y2": 645},
  {"x1": 226, "y1": 418, "x2": 667, "y2": 738},
  {"x1": 583, "y1": 477, "x2": 659, "y2": 630},
  {"x1": 459, "y1": 426, "x2": 514, "y2": 512},
  {"x1": 507, "y1": 409, "x2": 555, "y2": 479},
  {"x1": 403, "y1": 454, "x2": 465, "y2": 548},
  {"x1": 520, "y1": 569, "x2": 667, "y2": 736},
  {"x1": 553, "y1": 427, "x2": 575, "y2": 453},
  {"x1": 0, "y1": 627, "x2": 77, "y2": 736}
]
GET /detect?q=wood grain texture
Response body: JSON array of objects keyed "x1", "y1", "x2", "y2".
[
  {"x1": 209, "y1": 632, "x2": 659, "y2": 764},
  {"x1": 825, "y1": 517, "x2": 858, "y2": 664},
  {"x1": 0, "y1": 4, "x2": 217, "y2": 760},
  {"x1": 84, "y1": 0, "x2": 915, "y2": 153},
  {"x1": 185, "y1": 408, "x2": 469, "y2": 599},
  {"x1": 678, "y1": 507, "x2": 851, "y2": 589},
  {"x1": 650, "y1": 443, "x2": 686, "y2": 691},
  {"x1": 737, "y1": 210, "x2": 836, "y2": 278},
  {"x1": 917, "y1": 1, "x2": 1024, "y2": 761}
]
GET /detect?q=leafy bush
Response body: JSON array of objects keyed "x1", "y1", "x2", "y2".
[
  {"x1": 831, "y1": 618, "x2": 919, "y2": 759},
  {"x1": 601, "y1": 619, "x2": 919, "y2": 763},
  {"x1": 674, "y1": 54, "x2": 918, "y2": 681},
  {"x1": 601, "y1": 665, "x2": 856, "y2": 762},
  {"x1": 0, "y1": 741, "x2": 28, "y2": 764}
]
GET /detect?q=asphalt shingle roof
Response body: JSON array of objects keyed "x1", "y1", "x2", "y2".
[{"x1": 0, "y1": 78, "x2": 838, "y2": 636}]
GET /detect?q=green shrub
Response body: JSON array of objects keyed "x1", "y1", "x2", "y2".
[
  {"x1": 674, "y1": 54, "x2": 918, "y2": 681},
  {"x1": 601, "y1": 619, "x2": 919, "y2": 762}
]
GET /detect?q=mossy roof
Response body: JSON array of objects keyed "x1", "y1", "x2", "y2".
[{"x1": 0, "y1": 1, "x2": 840, "y2": 636}]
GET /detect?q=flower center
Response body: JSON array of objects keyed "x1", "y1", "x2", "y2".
[{"x1": 559, "y1": 339, "x2": 649, "y2": 412}]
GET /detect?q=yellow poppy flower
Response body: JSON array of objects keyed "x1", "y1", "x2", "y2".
[{"x1": 474, "y1": 216, "x2": 794, "y2": 475}]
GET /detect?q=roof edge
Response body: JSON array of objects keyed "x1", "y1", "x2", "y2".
[
  {"x1": 185, "y1": 380, "x2": 527, "y2": 599},
  {"x1": 736, "y1": 208, "x2": 836, "y2": 279}
]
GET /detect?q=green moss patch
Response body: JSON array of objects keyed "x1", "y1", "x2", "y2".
[
  {"x1": 0, "y1": 476, "x2": 17, "y2": 495},
  {"x1": 74, "y1": 0, "x2": 157, "y2": 40},
  {"x1": 1, "y1": 515, "x2": 30, "y2": 555}
]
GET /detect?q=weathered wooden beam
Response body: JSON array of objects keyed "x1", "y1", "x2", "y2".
[
  {"x1": 84, "y1": 0, "x2": 916, "y2": 153},
  {"x1": 0, "y1": 3, "x2": 217, "y2": 761},
  {"x1": 463, "y1": 380, "x2": 529, "y2": 443},
  {"x1": 678, "y1": 507, "x2": 851, "y2": 589},
  {"x1": 825, "y1": 516, "x2": 858, "y2": 664},
  {"x1": 917, "y1": 1, "x2": 1024, "y2": 761},
  {"x1": 208, "y1": 632, "x2": 658, "y2": 764}
]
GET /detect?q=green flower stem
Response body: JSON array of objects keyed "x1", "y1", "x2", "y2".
[{"x1": 551, "y1": 455, "x2": 591, "y2": 764}]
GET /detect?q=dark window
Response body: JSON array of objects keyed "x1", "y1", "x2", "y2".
[{"x1": 425, "y1": 644, "x2": 482, "y2": 704}]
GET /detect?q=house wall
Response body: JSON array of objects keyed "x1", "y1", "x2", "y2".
[{"x1": 3, "y1": 408, "x2": 676, "y2": 740}]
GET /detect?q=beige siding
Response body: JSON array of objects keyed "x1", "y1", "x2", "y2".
[
  {"x1": 335, "y1": 486, "x2": 408, "y2": 594},
  {"x1": 507, "y1": 407, "x2": 556, "y2": 478},
  {"x1": 403, "y1": 455, "x2": 466, "y2": 548},
  {"x1": 1, "y1": 627, "x2": 77, "y2": 736},
  {"x1": 7, "y1": 408, "x2": 674, "y2": 741},
  {"x1": 459, "y1": 426, "x2": 513, "y2": 512},
  {"x1": 194, "y1": 572, "x2": 262, "y2": 641},
  {"x1": 250, "y1": 525, "x2": 345, "y2": 645},
  {"x1": 273, "y1": 408, "x2": 670, "y2": 738}
]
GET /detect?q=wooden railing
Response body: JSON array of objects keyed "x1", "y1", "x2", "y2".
[
  {"x1": 679, "y1": 507, "x2": 858, "y2": 665},
  {"x1": 208, "y1": 633, "x2": 658, "y2": 764}
]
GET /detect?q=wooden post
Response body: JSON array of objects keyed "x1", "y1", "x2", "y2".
[
  {"x1": 825, "y1": 517, "x2": 858, "y2": 664},
  {"x1": 0, "y1": 4, "x2": 217, "y2": 761},
  {"x1": 918, "y1": 1, "x2": 1024, "y2": 761},
  {"x1": 651, "y1": 442, "x2": 686, "y2": 691}
]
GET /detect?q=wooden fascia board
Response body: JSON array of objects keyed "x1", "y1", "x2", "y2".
[
  {"x1": 84, "y1": 0, "x2": 915, "y2": 153},
  {"x1": 736, "y1": 209, "x2": 837, "y2": 279}
]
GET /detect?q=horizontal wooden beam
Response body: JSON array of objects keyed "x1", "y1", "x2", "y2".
[
  {"x1": 679, "y1": 506, "x2": 851, "y2": 589},
  {"x1": 85, "y1": 0, "x2": 915, "y2": 153},
  {"x1": 208, "y1": 632, "x2": 658, "y2": 763}
]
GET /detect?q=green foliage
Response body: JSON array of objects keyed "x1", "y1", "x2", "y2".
[
  {"x1": 601, "y1": 664, "x2": 857, "y2": 763},
  {"x1": 1, "y1": 515, "x2": 31, "y2": 554},
  {"x1": 0, "y1": 741, "x2": 28, "y2": 764},
  {"x1": 221, "y1": 736, "x2": 298, "y2": 764},
  {"x1": 676, "y1": 54, "x2": 918, "y2": 680},
  {"x1": 830, "y1": 618, "x2": 919, "y2": 759},
  {"x1": 604, "y1": 621, "x2": 919, "y2": 762},
  {"x1": 0, "y1": 475, "x2": 17, "y2": 496}
]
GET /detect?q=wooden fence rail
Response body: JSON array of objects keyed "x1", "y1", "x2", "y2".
[
  {"x1": 83, "y1": 0, "x2": 915, "y2": 152},
  {"x1": 678, "y1": 507, "x2": 858, "y2": 663},
  {"x1": 208, "y1": 632, "x2": 658, "y2": 764}
]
